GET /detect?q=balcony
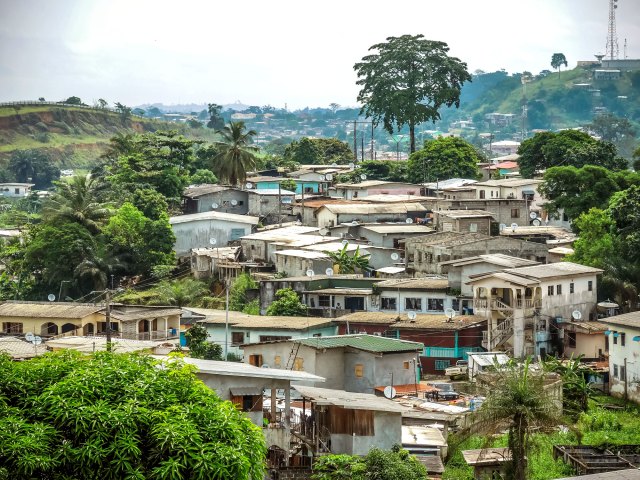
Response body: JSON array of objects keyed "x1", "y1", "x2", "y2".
[
  {"x1": 474, "y1": 298, "x2": 540, "y2": 311},
  {"x1": 423, "y1": 346, "x2": 484, "y2": 359}
]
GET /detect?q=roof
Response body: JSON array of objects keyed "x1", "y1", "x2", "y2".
[
  {"x1": 462, "y1": 448, "x2": 512, "y2": 466},
  {"x1": 375, "y1": 266, "x2": 406, "y2": 274},
  {"x1": 47, "y1": 336, "x2": 164, "y2": 353},
  {"x1": 475, "y1": 178, "x2": 542, "y2": 188},
  {"x1": 240, "y1": 225, "x2": 319, "y2": 241},
  {"x1": 499, "y1": 226, "x2": 575, "y2": 239},
  {"x1": 292, "y1": 334, "x2": 423, "y2": 353},
  {"x1": 376, "y1": 278, "x2": 449, "y2": 290},
  {"x1": 335, "y1": 312, "x2": 486, "y2": 330},
  {"x1": 402, "y1": 425, "x2": 447, "y2": 447},
  {"x1": 402, "y1": 231, "x2": 491, "y2": 247},
  {"x1": 436, "y1": 209, "x2": 494, "y2": 219},
  {"x1": 492, "y1": 153, "x2": 520, "y2": 162},
  {"x1": 292, "y1": 384, "x2": 405, "y2": 412},
  {"x1": 356, "y1": 194, "x2": 437, "y2": 203},
  {"x1": 504, "y1": 262, "x2": 603, "y2": 279},
  {"x1": 555, "y1": 469, "x2": 640, "y2": 480},
  {"x1": 296, "y1": 198, "x2": 355, "y2": 209},
  {"x1": 159, "y1": 356, "x2": 325, "y2": 382},
  {"x1": 468, "y1": 352, "x2": 511, "y2": 367},
  {"x1": 319, "y1": 203, "x2": 428, "y2": 215},
  {"x1": 230, "y1": 316, "x2": 334, "y2": 331},
  {"x1": 0, "y1": 302, "x2": 102, "y2": 319},
  {"x1": 248, "y1": 188, "x2": 296, "y2": 196},
  {"x1": 423, "y1": 178, "x2": 478, "y2": 190},
  {"x1": 302, "y1": 242, "x2": 366, "y2": 253},
  {"x1": 599, "y1": 311, "x2": 640, "y2": 330},
  {"x1": 0, "y1": 336, "x2": 47, "y2": 359},
  {"x1": 305, "y1": 288, "x2": 373, "y2": 296},
  {"x1": 191, "y1": 246, "x2": 240, "y2": 260},
  {"x1": 439, "y1": 254, "x2": 540, "y2": 269},
  {"x1": 105, "y1": 306, "x2": 182, "y2": 322},
  {"x1": 246, "y1": 175, "x2": 288, "y2": 183},
  {"x1": 274, "y1": 249, "x2": 330, "y2": 260},
  {"x1": 360, "y1": 224, "x2": 434, "y2": 234},
  {"x1": 562, "y1": 321, "x2": 609, "y2": 333},
  {"x1": 335, "y1": 180, "x2": 413, "y2": 189},
  {"x1": 548, "y1": 246, "x2": 575, "y2": 255},
  {"x1": 169, "y1": 211, "x2": 259, "y2": 225},
  {"x1": 183, "y1": 184, "x2": 233, "y2": 198}
]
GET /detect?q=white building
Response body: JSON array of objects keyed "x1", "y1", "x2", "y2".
[
  {"x1": 600, "y1": 312, "x2": 640, "y2": 403},
  {"x1": 333, "y1": 180, "x2": 422, "y2": 200},
  {"x1": 374, "y1": 277, "x2": 456, "y2": 314},
  {"x1": 0, "y1": 183, "x2": 34, "y2": 198}
]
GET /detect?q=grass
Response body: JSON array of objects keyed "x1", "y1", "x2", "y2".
[{"x1": 442, "y1": 396, "x2": 640, "y2": 480}]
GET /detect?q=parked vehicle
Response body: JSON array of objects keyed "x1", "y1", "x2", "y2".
[
  {"x1": 427, "y1": 381, "x2": 460, "y2": 401},
  {"x1": 445, "y1": 360, "x2": 468, "y2": 379}
]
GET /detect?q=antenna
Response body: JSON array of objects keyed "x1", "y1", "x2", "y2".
[
  {"x1": 606, "y1": 0, "x2": 619, "y2": 60},
  {"x1": 341, "y1": 239, "x2": 349, "y2": 246},
  {"x1": 360, "y1": 174, "x2": 367, "y2": 180},
  {"x1": 390, "y1": 252, "x2": 400, "y2": 261},
  {"x1": 445, "y1": 308, "x2": 456, "y2": 322},
  {"x1": 325, "y1": 173, "x2": 333, "y2": 181},
  {"x1": 230, "y1": 199, "x2": 238, "y2": 206},
  {"x1": 245, "y1": 182, "x2": 253, "y2": 189},
  {"x1": 383, "y1": 385, "x2": 397, "y2": 399},
  {"x1": 209, "y1": 238, "x2": 217, "y2": 245},
  {"x1": 407, "y1": 311, "x2": 417, "y2": 321}
]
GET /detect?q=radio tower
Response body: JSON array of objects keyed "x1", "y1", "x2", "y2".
[{"x1": 605, "y1": 0, "x2": 619, "y2": 60}]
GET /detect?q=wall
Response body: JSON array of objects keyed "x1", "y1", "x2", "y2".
[
  {"x1": 189, "y1": 190, "x2": 249, "y2": 215},
  {"x1": 247, "y1": 193, "x2": 294, "y2": 221},
  {"x1": 376, "y1": 288, "x2": 454, "y2": 314},
  {"x1": 341, "y1": 350, "x2": 416, "y2": 393},
  {"x1": 538, "y1": 275, "x2": 598, "y2": 322},
  {"x1": 605, "y1": 324, "x2": 640, "y2": 403},
  {"x1": 563, "y1": 331, "x2": 605, "y2": 359},
  {"x1": 275, "y1": 255, "x2": 333, "y2": 278},
  {"x1": 171, "y1": 218, "x2": 253, "y2": 257},
  {"x1": 352, "y1": 412, "x2": 402, "y2": 455}
]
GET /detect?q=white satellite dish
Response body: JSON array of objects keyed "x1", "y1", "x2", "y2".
[
  {"x1": 348, "y1": 163, "x2": 355, "y2": 169},
  {"x1": 529, "y1": 211, "x2": 538, "y2": 219},
  {"x1": 306, "y1": 269, "x2": 315, "y2": 278},
  {"x1": 499, "y1": 223, "x2": 507, "y2": 232},
  {"x1": 325, "y1": 173, "x2": 333, "y2": 181},
  {"x1": 25, "y1": 332, "x2": 35, "y2": 342},
  {"x1": 572, "y1": 310, "x2": 582, "y2": 321},
  {"x1": 407, "y1": 311, "x2": 417, "y2": 320},
  {"x1": 391, "y1": 252, "x2": 400, "y2": 261},
  {"x1": 325, "y1": 268, "x2": 334, "y2": 276},
  {"x1": 510, "y1": 223, "x2": 518, "y2": 232},
  {"x1": 532, "y1": 218, "x2": 542, "y2": 227},
  {"x1": 209, "y1": 238, "x2": 217, "y2": 245},
  {"x1": 32, "y1": 336, "x2": 42, "y2": 346},
  {"x1": 245, "y1": 182, "x2": 253, "y2": 189},
  {"x1": 230, "y1": 199, "x2": 238, "y2": 206},
  {"x1": 341, "y1": 239, "x2": 349, "y2": 246},
  {"x1": 360, "y1": 174, "x2": 367, "y2": 180},
  {"x1": 406, "y1": 218, "x2": 413, "y2": 224},
  {"x1": 445, "y1": 308, "x2": 456, "y2": 320},
  {"x1": 383, "y1": 386, "x2": 397, "y2": 399},
  {"x1": 261, "y1": 364, "x2": 270, "y2": 368},
  {"x1": 47, "y1": 294, "x2": 55, "y2": 302},
  {"x1": 319, "y1": 227, "x2": 330, "y2": 236},
  {"x1": 211, "y1": 202, "x2": 219, "y2": 209},
  {"x1": 331, "y1": 163, "x2": 338, "y2": 167}
]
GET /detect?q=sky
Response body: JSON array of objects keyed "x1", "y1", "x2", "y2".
[{"x1": 1, "y1": 0, "x2": 639, "y2": 110}]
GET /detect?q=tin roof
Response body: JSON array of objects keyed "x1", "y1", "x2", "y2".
[
  {"x1": 436, "y1": 210, "x2": 494, "y2": 219},
  {"x1": 240, "y1": 226, "x2": 319, "y2": 240},
  {"x1": 375, "y1": 278, "x2": 449, "y2": 290},
  {"x1": 335, "y1": 312, "x2": 486, "y2": 330},
  {"x1": 0, "y1": 302, "x2": 102, "y2": 319},
  {"x1": 361, "y1": 224, "x2": 434, "y2": 234},
  {"x1": 319, "y1": 203, "x2": 428, "y2": 214},
  {"x1": 292, "y1": 384, "x2": 405, "y2": 412},
  {"x1": 295, "y1": 334, "x2": 423, "y2": 353},
  {"x1": 169, "y1": 211, "x2": 259, "y2": 225},
  {"x1": 599, "y1": 311, "x2": 640, "y2": 330}
]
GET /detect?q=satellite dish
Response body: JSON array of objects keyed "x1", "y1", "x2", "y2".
[
  {"x1": 33, "y1": 336, "x2": 42, "y2": 346},
  {"x1": 510, "y1": 223, "x2": 518, "y2": 232},
  {"x1": 319, "y1": 227, "x2": 330, "y2": 236},
  {"x1": 572, "y1": 310, "x2": 583, "y2": 321},
  {"x1": 230, "y1": 199, "x2": 238, "y2": 206},
  {"x1": 360, "y1": 174, "x2": 367, "y2": 180},
  {"x1": 261, "y1": 364, "x2": 270, "y2": 368},
  {"x1": 306, "y1": 269, "x2": 315, "y2": 278},
  {"x1": 209, "y1": 238, "x2": 217, "y2": 246},
  {"x1": 351, "y1": 220, "x2": 359, "y2": 226},
  {"x1": 391, "y1": 252, "x2": 400, "y2": 261},
  {"x1": 325, "y1": 173, "x2": 334, "y2": 181},
  {"x1": 383, "y1": 386, "x2": 397, "y2": 399},
  {"x1": 529, "y1": 211, "x2": 538, "y2": 219},
  {"x1": 532, "y1": 218, "x2": 542, "y2": 227},
  {"x1": 331, "y1": 163, "x2": 338, "y2": 167},
  {"x1": 47, "y1": 294, "x2": 55, "y2": 302},
  {"x1": 445, "y1": 308, "x2": 456, "y2": 320},
  {"x1": 211, "y1": 202, "x2": 219, "y2": 209},
  {"x1": 25, "y1": 332, "x2": 35, "y2": 342},
  {"x1": 406, "y1": 218, "x2": 413, "y2": 224},
  {"x1": 325, "y1": 268, "x2": 334, "y2": 276},
  {"x1": 245, "y1": 182, "x2": 253, "y2": 189},
  {"x1": 407, "y1": 311, "x2": 417, "y2": 320},
  {"x1": 341, "y1": 239, "x2": 349, "y2": 246},
  {"x1": 348, "y1": 163, "x2": 355, "y2": 169},
  {"x1": 499, "y1": 223, "x2": 507, "y2": 232}
]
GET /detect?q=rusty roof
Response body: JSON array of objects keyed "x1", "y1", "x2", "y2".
[
  {"x1": 0, "y1": 302, "x2": 102, "y2": 319},
  {"x1": 334, "y1": 312, "x2": 486, "y2": 330}
]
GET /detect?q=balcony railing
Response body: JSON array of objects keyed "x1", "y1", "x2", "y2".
[
  {"x1": 474, "y1": 298, "x2": 541, "y2": 311},
  {"x1": 423, "y1": 346, "x2": 484, "y2": 359}
]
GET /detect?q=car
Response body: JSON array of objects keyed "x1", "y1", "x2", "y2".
[
  {"x1": 445, "y1": 360, "x2": 468, "y2": 379},
  {"x1": 427, "y1": 381, "x2": 460, "y2": 401}
]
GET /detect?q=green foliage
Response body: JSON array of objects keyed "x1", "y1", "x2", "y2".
[
  {"x1": 542, "y1": 355, "x2": 597, "y2": 417},
  {"x1": 354, "y1": 34, "x2": 471, "y2": 152},
  {"x1": 150, "y1": 278, "x2": 209, "y2": 308},
  {"x1": 323, "y1": 244, "x2": 370, "y2": 274},
  {"x1": 550, "y1": 53, "x2": 568, "y2": 78},
  {"x1": 285, "y1": 137, "x2": 353, "y2": 165},
  {"x1": 266, "y1": 288, "x2": 307, "y2": 316},
  {"x1": 579, "y1": 408, "x2": 622, "y2": 432},
  {"x1": 0, "y1": 351, "x2": 264, "y2": 478},
  {"x1": 285, "y1": 137, "x2": 322, "y2": 164},
  {"x1": 63, "y1": 95, "x2": 84, "y2": 105},
  {"x1": 280, "y1": 178, "x2": 297, "y2": 192},
  {"x1": 206, "y1": 103, "x2": 225, "y2": 130},
  {"x1": 229, "y1": 273, "x2": 258, "y2": 311},
  {"x1": 212, "y1": 121, "x2": 258, "y2": 185},
  {"x1": 8, "y1": 149, "x2": 60, "y2": 189},
  {"x1": 242, "y1": 299, "x2": 260, "y2": 315},
  {"x1": 356, "y1": 160, "x2": 409, "y2": 182},
  {"x1": 189, "y1": 168, "x2": 218, "y2": 185},
  {"x1": 184, "y1": 323, "x2": 223, "y2": 360},
  {"x1": 407, "y1": 136, "x2": 481, "y2": 183},
  {"x1": 517, "y1": 130, "x2": 627, "y2": 178},
  {"x1": 130, "y1": 188, "x2": 169, "y2": 221}
]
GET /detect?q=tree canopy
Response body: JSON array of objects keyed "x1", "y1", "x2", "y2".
[
  {"x1": 407, "y1": 136, "x2": 481, "y2": 183},
  {"x1": 0, "y1": 351, "x2": 265, "y2": 479},
  {"x1": 266, "y1": 288, "x2": 308, "y2": 316},
  {"x1": 284, "y1": 137, "x2": 353, "y2": 165},
  {"x1": 212, "y1": 121, "x2": 259, "y2": 185},
  {"x1": 550, "y1": 53, "x2": 568, "y2": 78},
  {"x1": 354, "y1": 34, "x2": 471, "y2": 153}
]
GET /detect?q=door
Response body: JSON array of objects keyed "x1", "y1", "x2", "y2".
[{"x1": 345, "y1": 297, "x2": 365, "y2": 312}]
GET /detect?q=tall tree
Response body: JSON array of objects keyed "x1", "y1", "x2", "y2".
[
  {"x1": 407, "y1": 136, "x2": 481, "y2": 183},
  {"x1": 266, "y1": 288, "x2": 308, "y2": 316},
  {"x1": 550, "y1": 53, "x2": 568, "y2": 79},
  {"x1": 212, "y1": 121, "x2": 259, "y2": 185},
  {"x1": 207, "y1": 103, "x2": 225, "y2": 130},
  {"x1": 354, "y1": 35, "x2": 471, "y2": 153}
]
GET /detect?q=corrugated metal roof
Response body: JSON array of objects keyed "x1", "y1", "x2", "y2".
[
  {"x1": 274, "y1": 249, "x2": 330, "y2": 259},
  {"x1": 402, "y1": 425, "x2": 447, "y2": 447},
  {"x1": 305, "y1": 288, "x2": 373, "y2": 295},
  {"x1": 231, "y1": 316, "x2": 334, "y2": 330},
  {"x1": 599, "y1": 311, "x2": 640, "y2": 329},
  {"x1": 320, "y1": 203, "x2": 428, "y2": 214},
  {"x1": 476, "y1": 178, "x2": 542, "y2": 188},
  {"x1": 376, "y1": 278, "x2": 449, "y2": 290},
  {"x1": 302, "y1": 242, "x2": 366, "y2": 253},
  {"x1": 361, "y1": 224, "x2": 434, "y2": 234},
  {"x1": 462, "y1": 448, "x2": 512, "y2": 466},
  {"x1": 240, "y1": 226, "x2": 319, "y2": 240},
  {"x1": 106, "y1": 307, "x2": 182, "y2": 322},
  {"x1": 0, "y1": 302, "x2": 102, "y2": 319},
  {"x1": 422, "y1": 178, "x2": 478, "y2": 189},
  {"x1": 504, "y1": 262, "x2": 603, "y2": 279},
  {"x1": 356, "y1": 194, "x2": 437, "y2": 203},
  {"x1": 183, "y1": 184, "x2": 232, "y2": 198},
  {"x1": 248, "y1": 189, "x2": 296, "y2": 196},
  {"x1": 334, "y1": 180, "x2": 400, "y2": 189},
  {"x1": 436, "y1": 210, "x2": 494, "y2": 219},
  {"x1": 335, "y1": 312, "x2": 486, "y2": 330},
  {"x1": 47, "y1": 336, "x2": 162, "y2": 353},
  {"x1": 169, "y1": 211, "x2": 259, "y2": 225},
  {"x1": 292, "y1": 384, "x2": 405, "y2": 412},
  {"x1": 296, "y1": 334, "x2": 423, "y2": 353},
  {"x1": 375, "y1": 266, "x2": 406, "y2": 274},
  {"x1": 440, "y1": 254, "x2": 540, "y2": 269}
]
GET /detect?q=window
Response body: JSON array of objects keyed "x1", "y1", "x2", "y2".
[
  {"x1": 354, "y1": 364, "x2": 364, "y2": 377},
  {"x1": 403, "y1": 361, "x2": 410, "y2": 369},
  {"x1": 293, "y1": 357, "x2": 304, "y2": 371},
  {"x1": 613, "y1": 332, "x2": 618, "y2": 345},
  {"x1": 469, "y1": 223, "x2": 478, "y2": 233},
  {"x1": 248, "y1": 354, "x2": 263, "y2": 367},
  {"x1": 479, "y1": 190, "x2": 486, "y2": 199},
  {"x1": 381, "y1": 297, "x2": 397, "y2": 310},
  {"x1": 14, "y1": 188, "x2": 20, "y2": 195},
  {"x1": 490, "y1": 190, "x2": 494, "y2": 198},
  {"x1": 2, "y1": 322, "x2": 23, "y2": 334},
  {"x1": 231, "y1": 332, "x2": 245, "y2": 345},
  {"x1": 556, "y1": 284, "x2": 562, "y2": 295},
  {"x1": 230, "y1": 228, "x2": 246, "y2": 241},
  {"x1": 451, "y1": 298, "x2": 460, "y2": 311},
  {"x1": 259, "y1": 335, "x2": 292, "y2": 342},
  {"x1": 238, "y1": 201, "x2": 244, "y2": 206},
  {"x1": 548, "y1": 285, "x2": 554, "y2": 296},
  {"x1": 511, "y1": 208, "x2": 520, "y2": 218},
  {"x1": 405, "y1": 298, "x2": 422, "y2": 311},
  {"x1": 588, "y1": 280, "x2": 593, "y2": 292},
  {"x1": 621, "y1": 332, "x2": 626, "y2": 347},
  {"x1": 427, "y1": 298, "x2": 444, "y2": 311},
  {"x1": 620, "y1": 365, "x2": 626, "y2": 381},
  {"x1": 570, "y1": 283, "x2": 575, "y2": 294},
  {"x1": 318, "y1": 295, "x2": 331, "y2": 307},
  {"x1": 613, "y1": 364, "x2": 619, "y2": 378},
  {"x1": 567, "y1": 332, "x2": 576, "y2": 348},
  {"x1": 435, "y1": 360, "x2": 451, "y2": 371}
]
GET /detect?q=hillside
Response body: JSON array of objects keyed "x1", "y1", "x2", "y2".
[{"x1": 0, "y1": 103, "x2": 174, "y2": 168}]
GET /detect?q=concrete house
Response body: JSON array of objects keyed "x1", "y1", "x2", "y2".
[
  {"x1": 473, "y1": 178, "x2": 541, "y2": 205},
  {"x1": 242, "y1": 334, "x2": 424, "y2": 394},
  {"x1": 274, "y1": 250, "x2": 333, "y2": 278},
  {"x1": 0, "y1": 183, "x2": 35, "y2": 199},
  {"x1": 246, "y1": 175, "x2": 327, "y2": 195},
  {"x1": 316, "y1": 203, "x2": 429, "y2": 229},
  {"x1": 356, "y1": 224, "x2": 435, "y2": 249},
  {"x1": 246, "y1": 188, "x2": 296, "y2": 223},
  {"x1": 239, "y1": 225, "x2": 327, "y2": 264},
  {"x1": 562, "y1": 320, "x2": 608, "y2": 360},
  {"x1": 374, "y1": 277, "x2": 455, "y2": 314},
  {"x1": 182, "y1": 185, "x2": 249, "y2": 215},
  {"x1": 435, "y1": 198, "x2": 529, "y2": 227},
  {"x1": 169, "y1": 211, "x2": 259, "y2": 258},
  {"x1": 333, "y1": 180, "x2": 422, "y2": 200},
  {"x1": 600, "y1": 312, "x2": 640, "y2": 403},
  {"x1": 404, "y1": 232, "x2": 549, "y2": 275},
  {"x1": 433, "y1": 210, "x2": 495, "y2": 235},
  {"x1": 469, "y1": 262, "x2": 603, "y2": 358}
]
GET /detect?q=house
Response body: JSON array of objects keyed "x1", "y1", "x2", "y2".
[
  {"x1": 469, "y1": 262, "x2": 603, "y2": 358},
  {"x1": 404, "y1": 232, "x2": 549, "y2": 275},
  {"x1": 246, "y1": 175, "x2": 328, "y2": 195},
  {"x1": 0, "y1": 183, "x2": 35, "y2": 198},
  {"x1": 274, "y1": 250, "x2": 333, "y2": 278},
  {"x1": 489, "y1": 140, "x2": 520, "y2": 155},
  {"x1": 333, "y1": 180, "x2": 422, "y2": 200},
  {"x1": 189, "y1": 309, "x2": 337, "y2": 359},
  {"x1": 169, "y1": 211, "x2": 259, "y2": 258},
  {"x1": 482, "y1": 160, "x2": 519, "y2": 180},
  {"x1": 356, "y1": 224, "x2": 435, "y2": 249},
  {"x1": 600, "y1": 312, "x2": 640, "y2": 403},
  {"x1": 484, "y1": 113, "x2": 517, "y2": 127},
  {"x1": 333, "y1": 312, "x2": 487, "y2": 375},
  {"x1": 246, "y1": 188, "x2": 296, "y2": 224},
  {"x1": 422, "y1": 178, "x2": 478, "y2": 197},
  {"x1": 499, "y1": 225, "x2": 575, "y2": 246},
  {"x1": 156, "y1": 356, "x2": 325, "y2": 455},
  {"x1": 0, "y1": 302, "x2": 181, "y2": 340},
  {"x1": 292, "y1": 198, "x2": 355, "y2": 227},
  {"x1": 182, "y1": 185, "x2": 249, "y2": 215},
  {"x1": 435, "y1": 198, "x2": 530, "y2": 227},
  {"x1": 462, "y1": 448, "x2": 513, "y2": 480},
  {"x1": 190, "y1": 246, "x2": 240, "y2": 279},
  {"x1": 432, "y1": 210, "x2": 495, "y2": 235},
  {"x1": 473, "y1": 178, "x2": 541, "y2": 205},
  {"x1": 242, "y1": 334, "x2": 424, "y2": 393},
  {"x1": 374, "y1": 277, "x2": 454, "y2": 314},
  {"x1": 316, "y1": 203, "x2": 429, "y2": 229},
  {"x1": 292, "y1": 384, "x2": 405, "y2": 456},
  {"x1": 239, "y1": 225, "x2": 326, "y2": 264},
  {"x1": 561, "y1": 321, "x2": 608, "y2": 360}
]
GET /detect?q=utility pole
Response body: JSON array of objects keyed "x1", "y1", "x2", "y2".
[
  {"x1": 105, "y1": 289, "x2": 112, "y2": 352},
  {"x1": 361, "y1": 134, "x2": 364, "y2": 162},
  {"x1": 278, "y1": 181, "x2": 282, "y2": 227},
  {"x1": 353, "y1": 121, "x2": 357, "y2": 162},
  {"x1": 371, "y1": 122, "x2": 374, "y2": 161},
  {"x1": 224, "y1": 280, "x2": 230, "y2": 361}
]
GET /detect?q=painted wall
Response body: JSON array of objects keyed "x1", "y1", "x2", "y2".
[
  {"x1": 187, "y1": 190, "x2": 249, "y2": 215},
  {"x1": 331, "y1": 412, "x2": 402, "y2": 455},
  {"x1": 254, "y1": 181, "x2": 323, "y2": 194},
  {"x1": 605, "y1": 324, "x2": 640, "y2": 403},
  {"x1": 376, "y1": 289, "x2": 454, "y2": 314},
  {"x1": 171, "y1": 218, "x2": 254, "y2": 257},
  {"x1": 275, "y1": 254, "x2": 333, "y2": 278},
  {"x1": 563, "y1": 331, "x2": 605, "y2": 359}
]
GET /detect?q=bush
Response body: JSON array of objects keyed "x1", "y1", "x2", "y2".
[{"x1": 579, "y1": 408, "x2": 622, "y2": 432}]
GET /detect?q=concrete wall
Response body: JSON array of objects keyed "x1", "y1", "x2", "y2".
[
  {"x1": 342, "y1": 350, "x2": 417, "y2": 393},
  {"x1": 606, "y1": 324, "x2": 640, "y2": 403},
  {"x1": 563, "y1": 331, "x2": 605, "y2": 359},
  {"x1": 375, "y1": 289, "x2": 454, "y2": 314},
  {"x1": 188, "y1": 190, "x2": 249, "y2": 215},
  {"x1": 247, "y1": 193, "x2": 295, "y2": 221},
  {"x1": 171, "y1": 218, "x2": 253, "y2": 257},
  {"x1": 275, "y1": 255, "x2": 333, "y2": 278},
  {"x1": 538, "y1": 275, "x2": 598, "y2": 322}
]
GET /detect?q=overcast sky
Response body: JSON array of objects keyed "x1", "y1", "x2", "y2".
[{"x1": 1, "y1": 0, "x2": 639, "y2": 110}]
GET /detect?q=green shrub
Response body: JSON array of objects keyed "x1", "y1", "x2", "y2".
[{"x1": 579, "y1": 408, "x2": 622, "y2": 432}]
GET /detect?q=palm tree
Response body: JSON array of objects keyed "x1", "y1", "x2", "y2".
[
  {"x1": 73, "y1": 247, "x2": 127, "y2": 292},
  {"x1": 463, "y1": 359, "x2": 561, "y2": 480},
  {"x1": 212, "y1": 121, "x2": 259, "y2": 185},
  {"x1": 9, "y1": 150, "x2": 36, "y2": 182},
  {"x1": 43, "y1": 175, "x2": 111, "y2": 234},
  {"x1": 324, "y1": 245, "x2": 370, "y2": 274},
  {"x1": 152, "y1": 278, "x2": 209, "y2": 308}
]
